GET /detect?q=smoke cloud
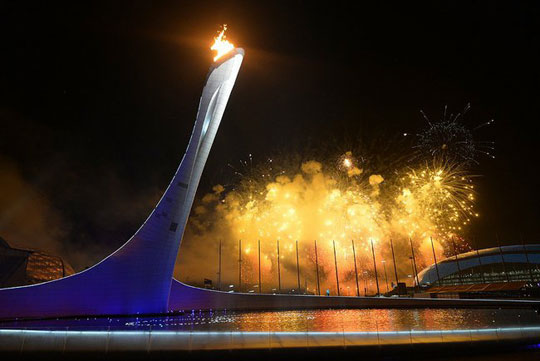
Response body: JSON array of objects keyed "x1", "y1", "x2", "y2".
[
  {"x1": 0, "y1": 156, "x2": 162, "y2": 271},
  {"x1": 0, "y1": 157, "x2": 67, "y2": 256},
  {"x1": 176, "y1": 155, "x2": 473, "y2": 295}
]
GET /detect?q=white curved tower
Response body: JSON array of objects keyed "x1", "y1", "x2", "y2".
[{"x1": 0, "y1": 48, "x2": 244, "y2": 319}]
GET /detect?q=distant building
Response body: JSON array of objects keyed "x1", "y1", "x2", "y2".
[
  {"x1": 0, "y1": 237, "x2": 74, "y2": 288},
  {"x1": 417, "y1": 245, "x2": 540, "y2": 298}
]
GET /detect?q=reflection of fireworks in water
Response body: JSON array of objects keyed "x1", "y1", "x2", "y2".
[
  {"x1": 414, "y1": 104, "x2": 495, "y2": 165},
  {"x1": 181, "y1": 152, "x2": 477, "y2": 294}
]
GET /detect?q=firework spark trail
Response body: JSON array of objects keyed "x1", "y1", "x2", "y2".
[{"x1": 414, "y1": 104, "x2": 495, "y2": 164}]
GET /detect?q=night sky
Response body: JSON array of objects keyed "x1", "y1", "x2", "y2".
[{"x1": 1, "y1": 1, "x2": 539, "y2": 269}]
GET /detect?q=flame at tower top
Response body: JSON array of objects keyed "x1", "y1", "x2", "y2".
[{"x1": 211, "y1": 25, "x2": 235, "y2": 61}]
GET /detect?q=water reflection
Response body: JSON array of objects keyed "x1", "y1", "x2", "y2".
[
  {"x1": 1, "y1": 308, "x2": 539, "y2": 332},
  {"x1": 215, "y1": 309, "x2": 538, "y2": 332}
]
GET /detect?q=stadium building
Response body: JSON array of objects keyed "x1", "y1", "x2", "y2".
[{"x1": 418, "y1": 245, "x2": 540, "y2": 298}]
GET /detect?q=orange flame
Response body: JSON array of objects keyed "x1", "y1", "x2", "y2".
[{"x1": 211, "y1": 25, "x2": 235, "y2": 61}]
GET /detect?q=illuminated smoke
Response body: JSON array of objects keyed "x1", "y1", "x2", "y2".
[{"x1": 178, "y1": 154, "x2": 476, "y2": 295}]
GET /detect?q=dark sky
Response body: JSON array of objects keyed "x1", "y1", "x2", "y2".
[{"x1": 1, "y1": 1, "x2": 539, "y2": 268}]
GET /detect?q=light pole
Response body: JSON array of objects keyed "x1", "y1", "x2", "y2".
[
  {"x1": 277, "y1": 240, "x2": 281, "y2": 292},
  {"x1": 409, "y1": 238, "x2": 419, "y2": 289},
  {"x1": 314, "y1": 240, "x2": 321, "y2": 295},
  {"x1": 370, "y1": 239, "x2": 380, "y2": 296},
  {"x1": 238, "y1": 239, "x2": 242, "y2": 292},
  {"x1": 258, "y1": 240, "x2": 262, "y2": 293},
  {"x1": 430, "y1": 237, "x2": 441, "y2": 286},
  {"x1": 390, "y1": 238, "x2": 399, "y2": 287},
  {"x1": 352, "y1": 240, "x2": 360, "y2": 297},
  {"x1": 296, "y1": 240, "x2": 301, "y2": 293},
  {"x1": 333, "y1": 240, "x2": 340, "y2": 296}
]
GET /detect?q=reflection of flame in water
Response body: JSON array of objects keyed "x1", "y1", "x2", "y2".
[
  {"x1": 181, "y1": 155, "x2": 475, "y2": 294},
  {"x1": 211, "y1": 24, "x2": 235, "y2": 61}
]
